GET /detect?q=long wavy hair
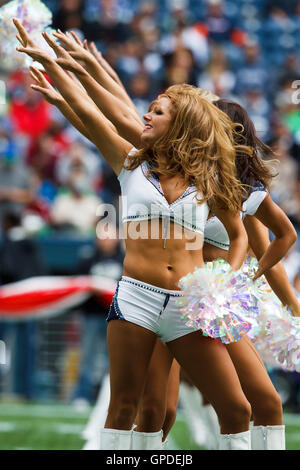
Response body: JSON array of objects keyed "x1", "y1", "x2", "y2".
[
  {"x1": 214, "y1": 99, "x2": 276, "y2": 194},
  {"x1": 125, "y1": 84, "x2": 250, "y2": 212}
]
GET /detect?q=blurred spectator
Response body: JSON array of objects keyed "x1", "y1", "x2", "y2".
[
  {"x1": 50, "y1": 161, "x2": 102, "y2": 235},
  {"x1": 128, "y1": 72, "x2": 153, "y2": 117},
  {"x1": 159, "y1": 12, "x2": 209, "y2": 67},
  {"x1": 234, "y1": 40, "x2": 268, "y2": 96},
  {"x1": 269, "y1": 137, "x2": 299, "y2": 222},
  {"x1": 161, "y1": 46, "x2": 198, "y2": 89},
  {"x1": 0, "y1": 211, "x2": 46, "y2": 399},
  {"x1": 71, "y1": 223, "x2": 124, "y2": 407},
  {"x1": 0, "y1": 121, "x2": 33, "y2": 230},
  {"x1": 52, "y1": 0, "x2": 86, "y2": 36},
  {"x1": 242, "y1": 88, "x2": 271, "y2": 140},
  {"x1": 55, "y1": 140, "x2": 102, "y2": 192},
  {"x1": 198, "y1": 44, "x2": 236, "y2": 97},
  {"x1": 262, "y1": 7, "x2": 297, "y2": 66}
]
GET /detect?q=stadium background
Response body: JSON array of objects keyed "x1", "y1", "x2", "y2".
[{"x1": 0, "y1": 0, "x2": 300, "y2": 450}]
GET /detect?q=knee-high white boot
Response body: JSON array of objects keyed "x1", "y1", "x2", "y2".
[
  {"x1": 100, "y1": 428, "x2": 132, "y2": 450},
  {"x1": 131, "y1": 430, "x2": 163, "y2": 450},
  {"x1": 219, "y1": 430, "x2": 251, "y2": 450},
  {"x1": 251, "y1": 425, "x2": 285, "y2": 450},
  {"x1": 202, "y1": 404, "x2": 220, "y2": 450}
]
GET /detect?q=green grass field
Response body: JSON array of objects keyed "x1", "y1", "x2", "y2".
[{"x1": 0, "y1": 402, "x2": 299, "y2": 450}]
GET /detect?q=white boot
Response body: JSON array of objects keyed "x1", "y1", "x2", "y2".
[
  {"x1": 179, "y1": 384, "x2": 207, "y2": 447},
  {"x1": 82, "y1": 373, "x2": 110, "y2": 449},
  {"x1": 219, "y1": 430, "x2": 251, "y2": 450},
  {"x1": 131, "y1": 430, "x2": 163, "y2": 450},
  {"x1": 202, "y1": 404, "x2": 220, "y2": 450},
  {"x1": 251, "y1": 425, "x2": 285, "y2": 450},
  {"x1": 100, "y1": 428, "x2": 132, "y2": 450}
]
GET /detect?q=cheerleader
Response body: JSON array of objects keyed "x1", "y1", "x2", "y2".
[
  {"x1": 53, "y1": 32, "x2": 299, "y2": 449},
  {"x1": 14, "y1": 23, "x2": 297, "y2": 450},
  {"x1": 14, "y1": 21, "x2": 262, "y2": 451}
]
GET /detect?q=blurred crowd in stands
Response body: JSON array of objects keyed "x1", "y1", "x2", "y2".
[{"x1": 1, "y1": 0, "x2": 300, "y2": 406}]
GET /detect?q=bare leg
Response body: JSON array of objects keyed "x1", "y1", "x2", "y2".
[
  {"x1": 226, "y1": 336, "x2": 283, "y2": 426},
  {"x1": 105, "y1": 320, "x2": 157, "y2": 430},
  {"x1": 135, "y1": 339, "x2": 174, "y2": 433},
  {"x1": 167, "y1": 332, "x2": 252, "y2": 435},
  {"x1": 162, "y1": 359, "x2": 180, "y2": 441}
]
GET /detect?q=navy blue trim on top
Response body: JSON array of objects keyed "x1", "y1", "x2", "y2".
[{"x1": 141, "y1": 161, "x2": 197, "y2": 207}]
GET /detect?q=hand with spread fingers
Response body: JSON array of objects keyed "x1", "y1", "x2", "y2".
[
  {"x1": 29, "y1": 66, "x2": 62, "y2": 105},
  {"x1": 52, "y1": 29, "x2": 96, "y2": 65},
  {"x1": 14, "y1": 18, "x2": 53, "y2": 66},
  {"x1": 42, "y1": 31, "x2": 85, "y2": 74}
]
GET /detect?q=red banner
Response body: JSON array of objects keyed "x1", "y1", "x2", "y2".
[{"x1": 0, "y1": 276, "x2": 117, "y2": 321}]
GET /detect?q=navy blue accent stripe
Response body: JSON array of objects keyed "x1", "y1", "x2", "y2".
[
  {"x1": 204, "y1": 237, "x2": 229, "y2": 248},
  {"x1": 106, "y1": 284, "x2": 126, "y2": 322},
  {"x1": 251, "y1": 181, "x2": 267, "y2": 193},
  {"x1": 141, "y1": 161, "x2": 197, "y2": 207},
  {"x1": 159, "y1": 294, "x2": 171, "y2": 316}
]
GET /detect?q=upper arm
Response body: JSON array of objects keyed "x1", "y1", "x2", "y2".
[
  {"x1": 212, "y1": 206, "x2": 247, "y2": 242},
  {"x1": 254, "y1": 194, "x2": 297, "y2": 241}
]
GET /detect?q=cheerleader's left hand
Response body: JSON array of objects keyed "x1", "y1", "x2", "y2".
[{"x1": 252, "y1": 266, "x2": 264, "y2": 281}]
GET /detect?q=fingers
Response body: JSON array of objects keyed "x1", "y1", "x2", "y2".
[
  {"x1": 89, "y1": 41, "x2": 102, "y2": 61},
  {"x1": 30, "y1": 84, "x2": 47, "y2": 95},
  {"x1": 15, "y1": 34, "x2": 24, "y2": 46},
  {"x1": 29, "y1": 66, "x2": 41, "y2": 82},
  {"x1": 13, "y1": 18, "x2": 28, "y2": 45},
  {"x1": 70, "y1": 30, "x2": 83, "y2": 46},
  {"x1": 16, "y1": 45, "x2": 31, "y2": 55},
  {"x1": 53, "y1": 30, "x2": 74, "y2": 49},
  {"x1": 29, "y1": 66, "x2": 47, "y2": 85},
  {"x1": 42, "y1": 31, "x2": 58, "y2": 49}
]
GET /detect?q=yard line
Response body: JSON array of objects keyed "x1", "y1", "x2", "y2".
[
  {"x1": 0, "y1": 403, "x2": 90, "y2": 419},
  {"x1": 54, "y1": 423, "x2": 85, "y2": 435},
  {"x1": 0, "y1": 422, "x2": 16, "y2": 432},
  {"x1": 284, "y1": 413, "x2": 300, "y2": 426}
]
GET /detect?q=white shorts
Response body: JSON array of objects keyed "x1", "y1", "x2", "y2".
[{"x1": 107, "y1": 276, "x2": 197, "y2": 343}]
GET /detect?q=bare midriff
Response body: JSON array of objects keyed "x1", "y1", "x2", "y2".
[
  {"x1": 122, "y1": 220, "x2": 205, "y2": 290},
  {"x1": 202, "y1": 242, "x2": 229, "y2": 263}
]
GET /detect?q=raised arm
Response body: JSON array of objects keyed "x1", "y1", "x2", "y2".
[
  {"x1": 250, "y1": 194, "x2": 297, "y2": 280},
  {"x1": 54, "y1": 29, "x2": 141, "y2": 119},
  {"x1": 29, "y1": 66, "x2": 92, "y2": 141},
  {"x1": 45, "y1": 32, "x2": 143, "y2": 149},
  {"x1": 244, "y1": 215, "x2": 300, "y2": 316},
  {"x1": 14, "y1": 22, "x2": 132, "y2": 175}
]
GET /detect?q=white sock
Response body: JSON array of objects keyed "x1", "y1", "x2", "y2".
[
  {"x1": 131, "y1": 430, "x2": 163, "y2": 450},
  {"x1": 100, "y1": 428, "x2": 132, "y2": 450},
  {"x1": 251, "y1": 425, "x2": 285, "y2": 450},
  {"x1": 219, "y1": 430, "x2": 251, "y2": 450}
]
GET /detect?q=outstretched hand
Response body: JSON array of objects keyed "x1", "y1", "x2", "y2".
[
  {"x1": 14, "y1": 18, "x2": 53, "y2": 66},
  {"x1": 29, "y1": 66, "x2": 62, "y2": 105},
  {"x1": 13, "y1": 18, "x2": 35, "y2": 48},
  {"x1": 42, "y1": 31, "x2": 85, "y2": 74},
  {"x1": 52, "y1": 29, "x2": 95, "y2": 65}
]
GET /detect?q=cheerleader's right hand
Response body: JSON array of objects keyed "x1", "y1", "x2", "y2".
[{"x1": 29, "y1": 66, "x2": 63, "y2": 106}]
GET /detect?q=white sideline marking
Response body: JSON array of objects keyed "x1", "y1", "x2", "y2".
[
  {"x1": 0, "y1": 422, "x2": 16, "y2": 432},
  {"x1": 54, "y1": 423, "x2": 85, "y2": 435}
]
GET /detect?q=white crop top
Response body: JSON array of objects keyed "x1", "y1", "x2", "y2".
[
  {"x1": 204, "y1": 182, "x2": 268, "y2": 251},
  {"x1": 118, "y1": 148, "x2": 210, "y2": 239}
]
